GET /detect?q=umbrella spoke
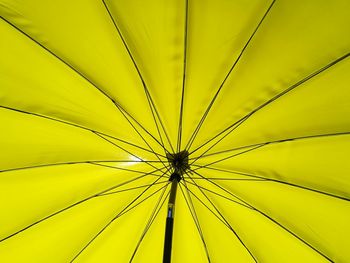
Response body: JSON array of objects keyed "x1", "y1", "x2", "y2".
[
  {"x1": 189, "y1": 169, "x2": 257, "y2": 209},
  {"x1": 112, "y1": 183, "x2": 170, "y2": 220},
  {"x1": 96, "y1": 181, "x2": 169, "y2": 197},
  {"x1": 0, "y1": 16, "x2": 169, "y2": 159},
  {"x1": 0, "y1": 166, "x2": 167, "y2": 243},
  {"x1": 192, "y1": 165, "x2": 350, "y2": 202},
  {"x1": 71, "y1": 183, "x2": 169, "y2": 262},
  {"x1": 0, "y1": 160, "x2": 164, "y2": 175},
  {"x1": 129, "y1": 184, "x2": 170, "y2": 262},
  {"x1": 179, "y1": 183, "x2": 211, "y2": 262},
  {"x1": 142, "y1": 87, "x2": 175, "y2": 154},
  {"x1": 189, "y1": 169, "x2": 334, "y2": 262},
  {"x1": 113, "y1": 106, "x2": 171, "y2": 165},
  {"x1": 0, "y1": 105, "x2": 165, "y2": 159},
  {"x1": 101, "y1": 0, "x2": 175, "y2": 154},
  {"x1": 94, "y1": 132, "x2": 167, "y2": 170},
  {"x1": 189, "y1": 52, "x2": 350, "y2": 156},
  {"x1": 89, "y1": 162, "x2": 167, "y2": 177},
  {"x1": 70, "y1": 168, "x2": 170, "y2": 261},
  {"x1": 187, "y1": 177, "x2": 266, "y2": 182},
  {"x1": 118, "y1": 90, "x2": 174, "y2": 156},
  {"x1": 184, "y1": 0, "x2": 276, "y2": 152},
  {"x1": 93, "y1": 160, "x2": 165, "y2": 163},
  {"x1": 191, "y1": 131, "x2": 350, "y2": 159},
  {"x1": 245, "y1": 204, "x2": 334, "y2": 262},
  {"x1": 144, "y1": 95, "x2": 170, "y2": 155},
  {"x1": 191, "y1": 144, "x2": 265, "y2": 168},
  {"x1": 185, "y1": 170, "x2": 254, "y2": 210},
  {"x1": 183, "y1": 179, "x2": 258, "y2": 209},
  {"x1": 179, "y1": 182, "x2": 230, "y2": 228},
  {"x1": 105, "y1": 84, "x2": 171, "y2": 157},
  {"x1": 184, "y1": 172, "x2": 258, "y2": 262},
  {"x1": 176, "y1": 0, "x2": 189, "y2": 153},
  {"x1": 141, "y1": 86, "x2": 176, "y2": 155},
  {"x1": 189, "y1": 116, "x2": 249, "y2": 166}
]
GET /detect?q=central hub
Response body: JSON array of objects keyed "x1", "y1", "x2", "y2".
[{"x1": 166, "y1": 150, "x2": 190, "y2": 178}]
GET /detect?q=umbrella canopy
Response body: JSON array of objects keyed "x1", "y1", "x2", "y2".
[{"x1": 1, "y1": 0, "x2": 350, "y2": 262}]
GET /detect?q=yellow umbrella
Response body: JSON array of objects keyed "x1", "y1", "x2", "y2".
[{"x1": 1, "y1": 0, "x2": 349, "y2": 262}]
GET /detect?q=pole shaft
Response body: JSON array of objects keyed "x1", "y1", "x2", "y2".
[{"x1": 163, "y1": 176, "x2": 178, "y2": 263}]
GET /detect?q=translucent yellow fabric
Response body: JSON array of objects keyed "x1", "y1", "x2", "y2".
[{"x1": 0, "y1": 0, "x2": 349, "y2": 262}]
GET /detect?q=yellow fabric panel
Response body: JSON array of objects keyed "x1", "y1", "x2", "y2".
[
  {"x1": 196, "y1": 134, "x2": 350, "y2": 199},
  {"x1": 93, "y1": 135, "x2": 167, "y2": 163},
  {"x1": 0, "y1": 0, "x2": 158, "y2": 139},
  {"x1": 190, "y1": 0, "x2": 350, "y2": 152},
  {"x1": 181, "y1": 0, "x2": 271, "y2": 149},
  {"x1": 98, "y1": 167, "x2": 168, "y2": 195},
  {"x1": 130, "y1": 191, "x2": 168, "y2": 263},
  {"x1": 185, "y1": 179, "x2": 328, "y2": 262},
  {"x1": 0, "y1": 18, "x2": 150, "y2": 149},
  {"x1": 105, "y1": 0, "x2": 186, "y2": 150},
  {"x1": 195, "y1": 54, "x2": 350, "y2": 157},
  {"x1": 184, "y1": 182, "x2": 255, "y2": 263},
  {"x1": 74, "y1": 184, "x2": 168, "y2": 262},
  {"x1": 0, "y1": 163, "x2": 152, "y2": 239},
  {"x1": 171, "y1": 184, "x2": 208, "y2": 263},
  {"x1": 0, "y1": 185, "x2": 155, "y2": 262},
  {"x1": 0, "y1": 108, "x2": 134, "y2": 170},
  {"x1": 203, "y1": 178, "x2": 350, "y2": 262}
]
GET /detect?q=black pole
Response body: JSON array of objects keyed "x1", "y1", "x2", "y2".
[
  {"x1": 163, "y1": 173, "x2": 180, "y2": 263},
  {"x1": 163, "y1": 150, "x2": 189, "y2": 262}
]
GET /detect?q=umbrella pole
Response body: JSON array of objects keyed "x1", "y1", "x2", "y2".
[
  {"x1": 163, "y1": 172, "x2": 180, "y2": 263},
  {"x1": 163, "y1": 150, "x2": 188, "y2": 262}
]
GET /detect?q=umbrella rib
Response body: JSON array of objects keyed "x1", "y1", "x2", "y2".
[
  {"x1": 189, "y1": 52, "x2": 350, "y2": 156},
  {"x1": 189, "y1": 168, "x2": 257, "y2": 209},
  {"x1": 111, "y1": 97, "x2": 172, "y2": 157},
  {"x1": 0, "y1": 105, "x2": 165, "y2": 158},
  {"x1": 101, "y1": 0, "x2": 175, "y2": 153},
  {"x1": 118, "y1": 95, "x2": 173, "y2": 156},
  {"x1": 70, "y1": 169, "x2": 169, "y2": 262},
  {"x1": 0, "y1": 166, "x2": 166, "y2": 243},
  {"x1": 184, "y1": 0, "x2": 276, "y2": 151},
  {"x1": 184, "y1": 179, "x2": 261, "y2": 207},
  {"x1": 185, "y1": 172, "x2": 258, "y2": 262},
  {"x1": 189, "y1": 169, "x2": 334, "y2": 262},
  {"x1": 115, "y1": 94, "x2": 172, "y2": 156},
  {"x1": 115, "y1": 105, "x2": 170, "y2": 166},
  {"x1": 88, "y1": 162, "x2": 168, "y2": 177},
  {"x1": 93, "y1": 132, "x2": 166, "y2": 170},
  {"x1": 185, "y1": 170, "x2": 254, "y2": 210},
  {"x1": 129, "y1": 184, "x2": 170, "y2": 262},
  {"x1": 189, "y1": 116, "x2": 249, "y2": 166},
  {"x1": 0, "y1": 16, "x2": 168, "y2": 157},
  {"x1": 192, "y1": 165, "x2": 350, "y2": 202},
  {"x1": 72, "y1": 184, "x2": 169, "y2": 261},
  {"x1": 94, "y1": 160, "x2": 165, "y2": 163},
  {"x1": 179, "y1": 182, "x2": 212, "y2": 262},
  {"x1": 176, "y1": 0, "x2": 189, "y2": 153},
  {"x1": 192, "y1": 144, "x2": 265, "y2": 169},
  {"x1": 145, "y1": 95, "x2": 168, "y2": 155},
  {"x1": 191, "y1": 131, "x2": 350, "y2": 159},
  {"x1": 97, "y1": 181, "x2": 169, "y2": 197},
  {"x1": 145, "y1": 87, "x2": 175, "y2": 154},
  {"x1": 179, "y1": 182, "x2": 230, "y2": 228},
  {"x1": 187, "y1": 177, "x2": 266, "y2": 181},
  {"x1": 0, "y1": 160, "x2": 164, "y2": 175},
  {"x1": 116, "y1": 183, "x2": 170, "y2": 220}
]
